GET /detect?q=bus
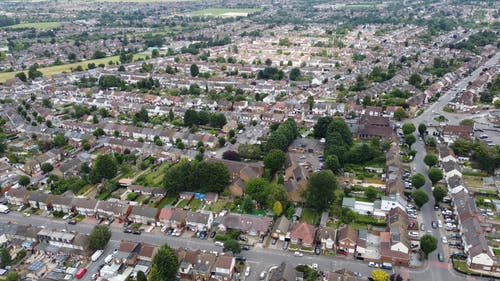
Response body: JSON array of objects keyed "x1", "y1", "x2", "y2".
[{"x1": 75, "y1": 268, "x2": 87, "y2": 279}]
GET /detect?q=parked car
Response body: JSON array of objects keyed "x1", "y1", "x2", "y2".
[
  {"x1": 368, "y1": 262, "x2": 379, "y2": 268},
  {"x1": 210, "y1": 231, "x2": 216, "y2": 239},
  {"x1": 442, "y1": 237, "x2": 448, "y2": 244},
  {"x1": 133, "y1": 230, "x2": 141, "y2": 235},
  {"x1": 259, "y1": 271, "x2": 267, "y2": 280},
  {"x1": 68, "y1": 220, "x2": 77, "y2": 225},
  {"x1": 244, "y1": 266, "x2": 251, "y2": 277},
  {"x1": 294, "y1": 251, "x2": 303, "y2": 257},
  {"x1": 431, "y1": 221, "x2": 438, "y2": 229},
  {"x1": 235, "y1": 256, "x2": 247, "y2": 261},
  {"x1": 420, "y1": 224, "x2": 425, "y2": 231},
  {"x1": 214, "y1": 241, "x2": 224, "y2": 247},
  {"x1": 97, "y1": 217, "x2": 104, "y2": 224},
  {"x1": 450, "y1": 233, "x2": 461, "y2": 239},
  {"x1": 453, "y1": 252, "x2": 467, "y2": 259},
  {"x1": 312, "y1": 263, "x2": 318, "y2": 270},
  {"x1": 314, "y1": 246, "x2": 321, "y2": 255},
  {"x1": 271, "y1": 238, "x2": 277, "y2": 245},
  {"x1": 337, "y1": 249, "x2": 348, "y2": 256},
  {"x1": 123, "y1": 228, "x2": 132, "y2": 234},
  {"x1": 438, "y1": 253, "x2": 445, "y2": 262},
  {"x1": 282, "y1": 241, "x2": 289, "y2": 250},
  {"x1": 242, "y1": 245, "x2": 251, "y2": 251},
  {"x1": 259, "y1": 234, "x2": 265, "y2": 243}
]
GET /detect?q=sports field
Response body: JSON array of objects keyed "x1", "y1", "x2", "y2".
[{"x1": 5, "y1": 22, "x2": 60, "y2": 30}]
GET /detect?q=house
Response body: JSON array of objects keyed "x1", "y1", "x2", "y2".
[
  {"x1": 5, "y1": 188, "x2": 30, "y2": 206},
  {"x1": 268, "y1": 262, "x2": 303, "y2": 281},
  {"x1": 205, "y1": 192, "x2": 218, "y2": 204},
  {"x1": 50, "y1": 195, "x2": 73, "y2": 213},
  {"x1": 170, "y1": 209, "x2": 187, "y2": 229},
  {"x1": 356, "y1": 115, "x2": 393, "y2": 140},
  {"x1": 185, "y1": 211, "x2": 213, "y2": 231},
  {"x1": 219, "y1": 214, "x2": 273, "y2": 236},
  {"x1": 158, "y1": 207, "x2": 174, "y2": 227},
  {"x1": 341, "y1": 197, "x2": 374, "y2": 215},
  {"x1": 380, "y1": 193, "x2": 408, "y2": 213},
  {"x1": 129, "y1": 206, "x2": 158, "y2": 225},
  {"x1": 442, "y1": 161, "x2": 462, "y2": 180},
  {"x1": 28, "y1": 192, "x2": 50, "y2": 210},
  {"x1": 115, "y1": 240, "x2": 141, "y2": 266},
  {"x1": 71, "y1": 197, "x2": 97, "y2": 216},
  {"x1": 96, "y1": 201, "x2": 131, "y2": 220},
  {"x1": 127, "y1": 185, "x2": 166, "y2": 198},
  {"x1": 208, "y1": 159, "x2": 264, "y2": 196},
  {"x1": 271, "y1": 215, "x2": 291, "y2": 241},
  {"x1": 442, "y1": 125, "x2": 473, "y2": 141},
  {"x1": 138, "y1": 244, "x2": 157, "y2": 262},
  {"x1": 337, "y1": 226, "x2": 357, "y2": 254},
  {"x1": 316, "y1": 226, "x2": 336, "y2": 250},
  {"x1": 193, "y1": 252, "x2": 217, "y2": 281},
  {"x1": 289, "y1": 222, "x2": 316, "y2": 248},
  {"x1": 212, "y1": 255, "x2": 235, "y2": 281},
  {"x1": 37, "y1": 228, "x2": 88, "y2": 251}
]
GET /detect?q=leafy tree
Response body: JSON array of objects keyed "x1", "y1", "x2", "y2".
[
  {"x1": 242, "y1": 196, "x2": 255, "y2": 214},
  {"x1": 433, "y1": 186, "x2": 447, "y2": 203},
  {"x1": 405, "y1": 134, "x2": 416, "y2": 149},
  {"x1": 371, "y1": 269, "x2": 390, "y2": 281},
  {"x1": 418, "y1": 123, "x2": 427, "y2": 136},
  {"x1": 0, "y1": 247, "x2": 11, "y2": 267},
  {"x1": 53, "y1": 133, "x2": 68, "y2": 147},
  {"x1": 408, "y1": 73, "x2": 422, "y2": 87},
  {"x1": 450, "y1": 138, "x2": 472, "y2": 156},
  {"x1": 364, "y1": 186, "x2": 378, "y2": 201},
  {"x1": 90, "y1": 154, "x2": 118, "y2": 183},
  {"x1": 15, "y1": 72, "x2": 27, "y2": 82},
  {"x1": 263, "y1": 149, "x2": 286, "y2": 174},
  {"x1": 149, "y1": 244, "x2": 178, "y2": 281},
  {"x1": 223, "y1": 239, "x2": 241, "y2": 254},
  {"x1": 428, "y1": 168, "x2": 443, "y2": 184},
  {"x1": 222, "y1": 150, "x2": 240, "y2": 161},
  {"x1": 5, "y1": 271, "x2": 19, "y2": 281},
  {"x1": 183, "y1": 109, "x2": 199, "y2": 127},
  {"x1": 424, "y1": 153, "x2": 438, "y2": 167},
  {"x1": 340, "y1": 207, "x2": 357, "y2": 224},
  {"x1": 325, "y1": 155, "x2": 341, "y2": 173},
  {"x1": 393, "y1": 108, "x2": 407, "y2": 121},
  {"x1": 305, "y1": 170, "x2": 337, "y2": 212},
  {"x1": 209, "y1": 113, "x2": 227, "y2": 128},
  {"x1": 41, "y1": 163, "x2": 54, "y2": 173},
  {"x1": 402, "y1": 123, "x2": 416, "y2": 135},
  {"x1": 420, "y1": 234, "x2": 438, "y2": 258},
  {"x1": 265, "y1": 132, "x2": 288, "y2": 152},
  {"x1": 244, "y1": 178, "x2": 269, "y2": 205},
  {"x1": 190, "y1": 63, "x2": 199, "y2": 77},
  {"x1": 136, "y1": 271, "x2": 147, "y2": 281},
  {"x1": 313, "y1": 116, "x2": 333, "y2": 139},
  {"x1": 413, "y1": 189, "x2": 429, "y2": 208},
  {"x1": 28, "y1": 64, "x2": 43, "y2": 80},
  {"x1": 472, "y1": 142, "x2": 500, "y2": 175},
  {"x1": 411, "y1": 173, "x2": 426, "y2": 189},
  {"x1": 88, "y1": 225, "x2": 112, "y2": 251},
  {"x1": 289, "y1": 68, "x2": 302, "y2": 81},
  {"x1": 18, "y1": 176, "x2": 30, "y2": 187},
  {"x1": 273, "y1": 201, "x2": 283, "y2": 216}
]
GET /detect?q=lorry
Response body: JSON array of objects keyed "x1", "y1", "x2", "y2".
[{"x1": 91, "y1": 250, "x2": 104, "y2": 262}]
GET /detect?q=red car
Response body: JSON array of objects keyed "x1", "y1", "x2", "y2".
[
  {"x1": 337, "y1": 249, "x2": 348, "y2": 256},
  {"x1": 76, "y1": 268, "x2": 87, "y2": 279}
]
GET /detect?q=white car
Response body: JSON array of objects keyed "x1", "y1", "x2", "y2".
[
  {"x1": 214, "y1": 241, "x2": 224, "y2": 247},
  {"x1": 442, "y1": 237, "x2": 448, "y2": 244},
  {"x1": 244, "y1": 266, "x2": 251, "y2": 277},
  {"x1": 294, "y1": 251, "x2": 303, "y2": 257},
  {"x1": 312, "y1": 263, "x2": 318, "y2": 270}
]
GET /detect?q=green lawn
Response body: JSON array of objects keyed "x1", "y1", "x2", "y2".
[
  {"x1": 493, "y1": 248, "x2": 500, "y2": 257},
  {"x1": 155, "y1": 197, "x2": 177, "y2": 208},
  {"x1": 177, "y1": 199, "x2": 189, "y2": 209},
  {"x1": 135, "y1": 163, "x2": 169, "y2": 187},
  {"x1": 301, "y1": 209, "x2": 320, "y2": 225},
  {"x1": 5, "y1": 21, "x2": 60, "y2": 30},
  {"x1": 190, "y1": 198, "x2": 202, "y2": 211},
  {"x1": 0, "y1": 54, "x2": 148, "y2": 83},
  {"x1": 189, "y1": 8, "x2": 261, "y2": 17}
]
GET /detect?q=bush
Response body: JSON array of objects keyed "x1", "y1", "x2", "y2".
[{"x1": 127, "y1": 192, "x2": 138, "y2": 201}]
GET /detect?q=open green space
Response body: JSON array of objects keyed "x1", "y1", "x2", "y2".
[
  {"x1": 155, "y1": 197, "x2": 177, "y2": 208},
  {"x1": 0, "y1": 54, "x2": 147, "y2": 83},
  {"x1": 301, "y1": 209, "x2": 320, "y2": 225},
  {"x1": 5, "y1": 22, "x2": 60, "y2": 30},
  {"x1": 135, "y1": 162, "x2": 169, "y2": 187},
  {"x1": 189, "y1": 8, "x2": 261, "y2": 17}
]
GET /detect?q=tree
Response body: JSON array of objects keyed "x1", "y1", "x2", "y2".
[
  {"x1": 402, "y1": 123, "x2": 416, "y2": 135},
  {"x1": 313, "y1": 116, "x2": 333, "y2": 139},
  {"x1": 0, "y1": 247, "x2": 11, "y2": 268},
  {"x1": 222, "y1": 150, "x2": 241, "y2": 161},
  {"x1": 404, "y1": 134, "x2": 416, "y2": 149},
  {"x1": 41, "y1": 163, "x2": 54, "y2": 173},
  {"x1": 409, "y1": 73, "x2": 422, "y2": 87},
  {"x1": 472, "y1": 142, "x2": 500, "y2": 175},
  {"x1": 183, "y1": 109, "x2": 198, "y2": 127},
  {"x1": 244, "y1": 178, "x2": 270, "y2": 206},
  {"x1": 371, "y1": 269, "x2": 390, "y2": 281},
  {"x1": 223, "y1": 239, "x2": 241, "y2": 254},
  {"x1": 411, "y1": 173, "x2": 426, "y2": 189},
  {"x1": 242, "y1": 196, "x2": 254, "y2": 214},
  {"x1": 190, "y1": 63, "x2": 199, "y2": 77},
  {"x1": 418, "y1": 123, "x2": 427, "y2": 137},
  {"x1": 15, "y1": 72, "x2": 27, "y2": 82},
  {"x1": 53, "y1": 132, "x2": 68, "y2": 147},
  {"x1": 264, "y1": 149, "x2": 286, "y2": 174},
  {"x1": 325, "y1": 155, "x2": 341, "y2": 173},
  {"x1": 136, "y1": 271, "x2": 147, "y2": 281},
  {"x1": 433, "y1": 186, "x2": 447, "y2": 203},
  {"x1": 340, "y1": 207, "x2": 357, "y2": 224},
  {"x1": 305, "y1": 170, "x2": 338, "y2": 212},
  {"x1": 428, "y1": 168, "x2": 443, "y2": 184},
  {"x1": 152, "y1": 49, "x2": 160, "y2": 58},
  {"x1": 306, "y1": 96, "x2": 314, "y2": 111},
  {"x1": 28, "y1": 64, "x2": 43, "y2": 80},
  {"x1": 289, "y1": 67, "x2": 301, "y2": 81},
  {"x1": 393, "y1": 108, "x2": 407, "y2": 121},
  {"x1": 88, "y1": 225, "x2": 112, "y2": 251},
  {"x1": 45, "y1": 120, "x2": 52, "y2": 128},
  {"x1": 364, "y1": 186, "x2": 378, "y2": 201},
  {"x1": 5, "y1": 272, "x2": 19, "y2": 281},
  {"x1": 450, "y1": 138, "x2": 472, "y2": 156},
  {"x1": 18, "y1": 176, "x2": 30, "y2": 187},
  {"x1": 273, "y1": 201, "x2": 283, "y2": 216},
  {"x1": 420, "y1": 234, "x2": 438, "y2": 258},
  {"x1": 218, "y1": 137, "x2": 226, "y2": 147},
  {"x1": 424, "y1": 153, "x2": 438, "y2": 167},
  {"x1": 413, "y1": 189, "x2": 429, "y2": 208},
  {"x1": 90, "y1": 154, "x2": 118, "y2": 183},
  {"x1": 149, "y1": 244, "x2": 178, "y2": 281}
]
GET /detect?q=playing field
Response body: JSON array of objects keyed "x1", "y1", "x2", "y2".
[
  {"x1": 5, "y1": 22, "x2": 60, "y2": 30},
  {"x1": 0, "y1": 54, "x2": 148, "y2": 83},
  {"x1": 189, "y1": 8, "x2": 261, "y2": 17}
]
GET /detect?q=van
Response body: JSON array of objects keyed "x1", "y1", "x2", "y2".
[
  {"x1": 75, "y1": 268, "x2": 87, "y2": 279},
  {"x1": 381, "y1": 263, "x2": 393, "y2": 270},
  {"x1": 104, "y1": 254, "x2": 113, "y2": 264},
  {"x1": 91, "y1": 250, "x2": 104, "y2": 262}
]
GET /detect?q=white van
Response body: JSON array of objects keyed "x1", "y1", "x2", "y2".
[
  {"x1": 104, "y1": 254, "x2": 113, "y2": 264},
  {"x1": 91, "y1": 250, "x2": 104, "y2": 262}
]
